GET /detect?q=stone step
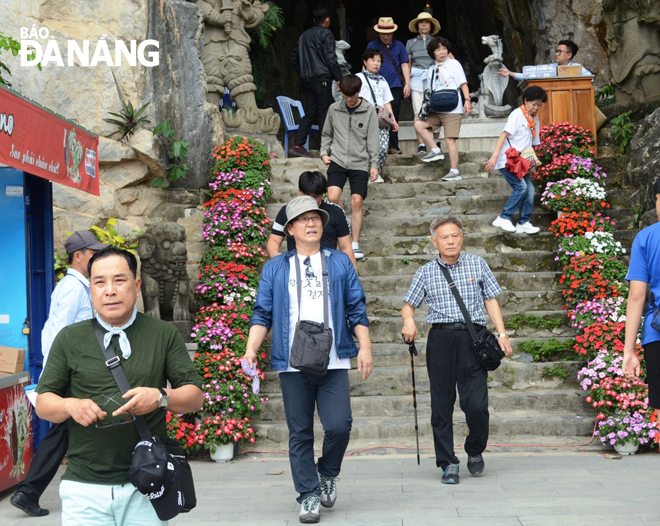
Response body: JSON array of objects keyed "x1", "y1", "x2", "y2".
[
  {"x1": 260, "y1": 360, "x2": 584, "y2": 397},
  {"x1": 398, "y1": 119, "x2": 505, "y2": 154},
  {"x1": 253, "y1": 411, "x2": 596, "y2": 444},
  {"x1": 359, "y1": 271, "x2": 563, "y2": 296},
  {"x1": 364, "y1": 315, "x2": 574, "y2": 344},
  {"x1": 366, "y1": 288, "x2": 566, "y2": 318},
  {"x1": 355, "y1": 251, "x2": 557, "y2": 276},
  {"x1": 258, "y1": 388, "x2": 588, "y2": 423}
]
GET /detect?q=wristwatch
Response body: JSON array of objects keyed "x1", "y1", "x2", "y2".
[
  {"x1": 498, "y1": 333, "x2": 508, "y2": 339},
  {"x1": 157, "y1": 387, "x2": 169, "y2": 409}
]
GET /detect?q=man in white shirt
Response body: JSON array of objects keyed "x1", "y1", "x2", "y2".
[{"x1": 11, "y1": 230, "x2": 107, "y2": 517}]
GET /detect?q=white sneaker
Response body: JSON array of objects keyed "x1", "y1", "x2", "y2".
[
  {"x1": 492, "y1": 216, "x2": 516, "y2": 232},
  {"x1": 353, "y1": 248, "x2": 365, "y2": 259},
  {"x1": 299, "y1": 495, "x2": 321, "y2": 523},
  {"x1": 421, "y1": 150, "x2": 444, "y2": 163},
  {"x1": 318, "y1": 473, "x2": 337, "y2": 508},
  {"x1": 442, "y1": 172, "x2": 462, "y2": 181},
  {"x1": 515, "y1": 222, "x2": 541, "y2": 235}
]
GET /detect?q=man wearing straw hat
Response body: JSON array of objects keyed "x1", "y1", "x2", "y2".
[
  {"x1": 367, "y1": 17, "x2": 410, "y2": 155},
  {"x1": 245, "y1": 196, "x2": 373, "y2": 523}
]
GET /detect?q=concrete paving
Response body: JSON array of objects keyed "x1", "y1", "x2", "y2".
[{"x1": 1, "y1": 449, "x2": 658, "y2": 525}]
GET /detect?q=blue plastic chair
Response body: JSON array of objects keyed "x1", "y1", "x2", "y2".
[{"x1": 276, "y1": 96, "x2": 320, "y2": 156}]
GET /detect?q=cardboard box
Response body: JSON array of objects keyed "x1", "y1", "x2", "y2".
[
  {"x1": 0, "y1": 346, "x2": 26, "y2": 374},
  {"x1": 523, "y1": 64, "x2": 557, "y2": 78},
  {"x1": 558, "y1": 64, "x2": 583, "y2": 77}
]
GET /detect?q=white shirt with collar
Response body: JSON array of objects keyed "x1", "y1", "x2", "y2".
[{"x1": 41, "y1": 267, "x2": 93, "y2": 366}]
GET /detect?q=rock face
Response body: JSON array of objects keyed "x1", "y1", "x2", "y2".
[
  {"x1": 625, "y1": 108, "x2": 660, "y2": 209},
  {"x1": 0, "y1": 0, "x2": 222, "y2": 268}
]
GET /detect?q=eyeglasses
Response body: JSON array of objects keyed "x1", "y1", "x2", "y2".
[
  {"x1": 555, "y1": 49, "x2": 569, "y2": 55},
  {"x1": 295, "y1": 215, "x2": 322, "y2": 224},
  {"x1": 95, "y1": 393, "x2": 136, "y2": 429},
  {"x1": 303, "y1": 256, "x2": 315, "y2": 279}
]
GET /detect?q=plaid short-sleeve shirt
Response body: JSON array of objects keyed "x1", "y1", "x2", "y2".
[{"x1": 403, "y1": 253, "x2": 502, "y2": 325}]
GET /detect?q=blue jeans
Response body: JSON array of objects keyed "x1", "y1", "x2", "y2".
[
  {"x1": 499, "y1": 167, "x2": 535, "y2": 224},
  {"x1": 280, "y1": 370, "x2": 352, "y2": 503}
]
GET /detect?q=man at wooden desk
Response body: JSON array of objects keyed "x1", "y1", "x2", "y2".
[{"x1": 498, "y1": 40, "x2": 592, "y2": 80}]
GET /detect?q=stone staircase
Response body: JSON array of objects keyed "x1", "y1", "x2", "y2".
[{"x1": 251, "y1": 133, "x2": 635, "y2": 454}]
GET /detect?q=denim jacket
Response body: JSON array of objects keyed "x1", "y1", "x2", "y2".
[{"x1": 249, "y1": 248, "x2": 369, "y2": 371}]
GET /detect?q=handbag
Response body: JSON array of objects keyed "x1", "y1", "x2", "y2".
[
  {"x1": 92, "y1": 320, "x2": 196, "y2": 521},
  {"x1": 437, "y1": 262, "x2": 505, "y2": 371},
  {"x1": 520, "y1": 146, "x2": 541, "y2": 167},
  {"x1": 428, "y1": 64, "x2": 460, "y2": 113},
  {"x1": 364, "y1": 75, "x2": 395, "y2": 129},
  {"x1": 289, "y1": 251, "x2": 334, "y2": 376}
]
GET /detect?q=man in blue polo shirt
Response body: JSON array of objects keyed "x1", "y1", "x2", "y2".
[
  {"x1": 367, "y1": 17, "x2": 410, "y2": 155},
  {"x1": 499, "y1": 39, "x2": 593, "y2": 80}
]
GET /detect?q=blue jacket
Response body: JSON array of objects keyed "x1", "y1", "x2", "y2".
[{"x1": 250, "y1": 248, "x2": 369, "y2": 371}]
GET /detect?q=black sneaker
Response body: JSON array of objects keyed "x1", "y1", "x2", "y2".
[
  {"x1": 417, "y1": 144, "x2": 427, "y2": 154},
  {"x1": 441, "y1": 463, "x2": 459, "y2": 484},
  {"x1": 467, "y1": 454, "x2": 485, "y2": 475}
]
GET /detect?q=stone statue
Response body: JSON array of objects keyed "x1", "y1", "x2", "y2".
[
  {"x1": 470, "y1": 35, "x2": 512, "y2": 119},
  {"x1": 137, "y1": 222, "x2": 192, "y2": 322},
  {"x1": 603, "y1": 0, "x2": 660, "y2": 104},
  {"x1": 195, "y1": 0, "x2": 280, "y2": 134}
]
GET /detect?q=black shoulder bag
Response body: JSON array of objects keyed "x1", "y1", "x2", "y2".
[
  {"x1": 429, "y1": 64, "x2": 460, "y2": 113},
  {"x1": 378, "y1": 41, "x2": 406, "y2": 86},
  {"x1": 92, "y1": 320, "x2": 196, "y2": 521},
  {"x1": 436, "y1": 262, "x2": 505, "y2": 371},
  {"x1": 289, "y1": 251, "x2": 334, "y2": 376}
]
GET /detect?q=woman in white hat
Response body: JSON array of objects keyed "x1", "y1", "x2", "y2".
[
  {"x1": 366, "y1": 17, "x2": 411, "y2": 155},
  {"x1": 406, "y1": 12, "x2": 444, "y2": 156}
]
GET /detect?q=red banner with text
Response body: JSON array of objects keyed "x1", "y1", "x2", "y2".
[{"x1": 0, "y1": 85, "x2": 99, "y2": 196}]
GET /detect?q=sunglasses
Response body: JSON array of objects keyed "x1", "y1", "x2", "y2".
[
  {"x1": 95, "y1": 393, "x2": 136, "y2": 429},
  {"x1": 303, "y1": 256, "x2": 315, "y2": 279}
]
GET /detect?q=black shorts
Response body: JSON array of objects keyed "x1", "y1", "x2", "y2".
[
  {"x1": 644, "y1": 340, "x2": 660, "y2": 409},
  {"x1": 327, "y1": 161, "x2": 369, "y2": 199}
]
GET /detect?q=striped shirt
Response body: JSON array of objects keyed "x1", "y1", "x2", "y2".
[{"x1": 403, "y1": 253, "x2": 502, "y2": 325}]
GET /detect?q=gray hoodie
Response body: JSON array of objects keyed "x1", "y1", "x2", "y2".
[{"x1": 320, "y1": 99, "x2": 380, "y2": 172}]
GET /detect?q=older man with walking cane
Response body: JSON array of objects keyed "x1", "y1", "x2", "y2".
[{"x1": 401, "y1": 216, "x2": 512, "y2": 484}]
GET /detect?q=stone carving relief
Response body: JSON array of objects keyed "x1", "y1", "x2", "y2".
[
  {"x1": 470, "y1": 35, "x2": 512, "y2": 119},
  {"x1": 196, "y1": 0, "x2": 280, "y2": 134},
  {"x1": 603, "y1": 0, "x2": 660, "y2": 104},
  {"x1": 137, "y1": 222, "x2": 192, "y2": 322}
]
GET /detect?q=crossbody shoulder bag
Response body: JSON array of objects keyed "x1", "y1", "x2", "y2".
[
  {"x1": 436, "y1": 261, "x2": 504, "y2": 371},
  {"x1": 378, "y1": 41, "x2": 406, "y2": 86},
  {"x1": 364, "y1": 74, "x2": 395, "y2": 129},
  {"x1": 429, "y1": 63, "x2": 460, "y2": 113},
  {"x1": 289, "y1": 251, "x2": 334, "y2": 376},
  {"x1": 92, "y1": 320, "x2": 196, "y2": 520}
]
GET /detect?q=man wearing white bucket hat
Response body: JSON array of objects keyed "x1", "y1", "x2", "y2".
[{"x1": 367, "y1": 17, "x2": 410, "y2": 155}]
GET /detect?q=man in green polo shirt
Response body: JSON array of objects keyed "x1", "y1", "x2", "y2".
[{"x1": 35, "y1": 246, "x2": 203, "y2": 525}]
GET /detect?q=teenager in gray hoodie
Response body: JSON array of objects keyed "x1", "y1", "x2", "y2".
[{"x1": 321, "y1": 74, "x2": 380, "y2": 260}]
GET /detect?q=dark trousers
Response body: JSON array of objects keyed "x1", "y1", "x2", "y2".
[
  {"x1": 295, "y1": 81, "x2": 334, "y2": 148},
  {"x1": 280, "y1": 369, "x2": 352, "y2": 503},
  {"x1": 388, "y1": 87, "x2": 403, "y2": 150},
  {"x1": 16, "y1": 421, "x2": 69, "y2": 501},
  {"x1": 426, "y1": 326, "x2": 489, "y2": 470}
]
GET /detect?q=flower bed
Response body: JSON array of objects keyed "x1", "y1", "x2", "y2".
[
  {"x1": 535, "y1": 123, "x2": 659, "y2": 448},
  {"x1": 168, "y1": 136, "x2": 272, "y2": 453},
  {"x1": 548, "y1": 211, "x2": 615, "y2": 238},
  {"x1": 540, "y1": 177, "x2": 609, "y2": 213}
]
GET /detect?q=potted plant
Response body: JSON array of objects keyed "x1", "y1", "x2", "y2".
[
  {"x1": 548, "y1": 211, "x2": 615, "y2": 238},
  {"x1": 559, "y1": 254, "x2": 628, "y2": 310},
  {"x1": 195, "y1": 261, "x2": 259, "y2": 307},
  {"x1": 568, "y1": 296, "x2": 627, "y2": 330},
  {"x1": 555, "y1": 232, "x2": 625, "y2": 268},
  {"x1": 535, "y1": 154, "x2": 607, "y2": 184},
  {"x1": 534, "y1": 122, "x2": 596, "y2": 164},
  {"x1": 594, "y1": 411, "x2": 658, "y2": 454}
]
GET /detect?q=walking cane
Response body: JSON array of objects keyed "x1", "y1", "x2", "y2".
[{"x1": 402, "y1": 335, "x2": 421, "y2": 465}]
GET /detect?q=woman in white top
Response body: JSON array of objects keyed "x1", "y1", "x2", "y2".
[
  {"x1": 357, "y1": 48, "x2": 399, "y2": 181},
  {"x1": 413, "y1": 37, "x2": 471, "y2": 181},
  {"x1": 485, "y1": 85, "x2": 548, "y2": 235}
]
